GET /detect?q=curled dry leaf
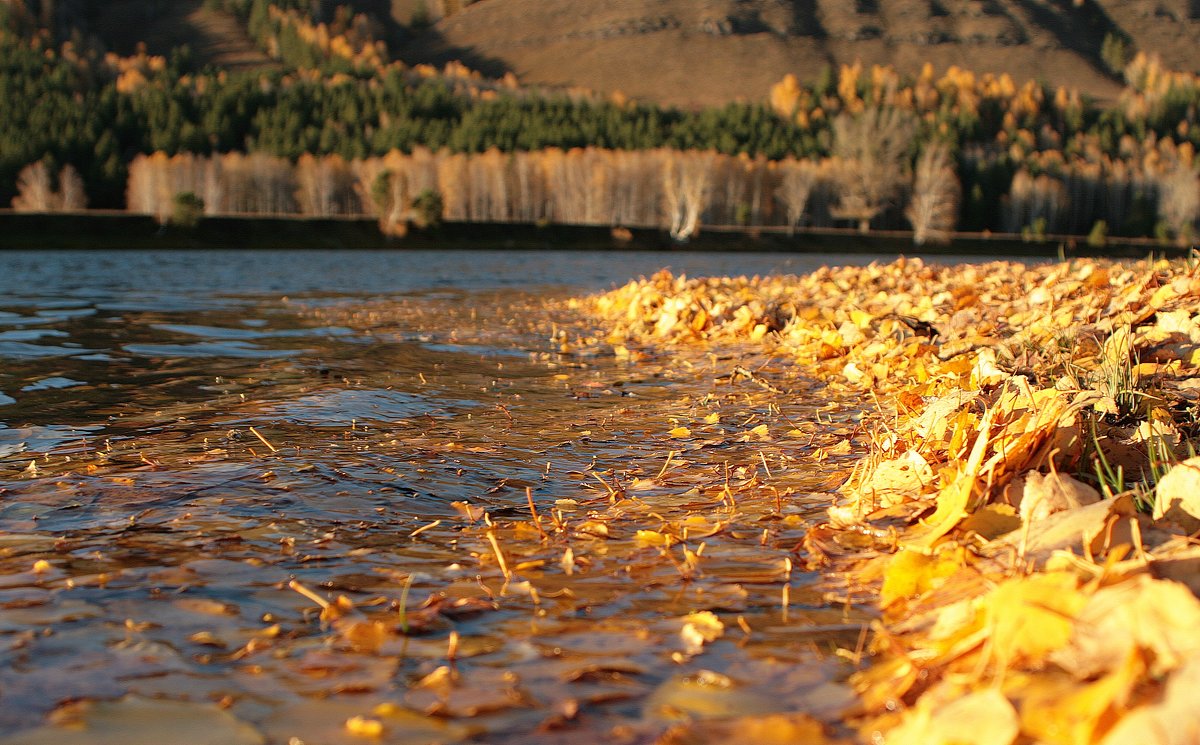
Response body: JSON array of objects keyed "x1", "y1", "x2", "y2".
[
  {"x1": 1152, "y1": 456, "x2": 1200, "y2": 534},
  {"x1": 1017, "y1": 471, "x2": 1101, "y2": 524},
  {"x1": 854, "y1": 450, "x2": 935, "y2": 509}
]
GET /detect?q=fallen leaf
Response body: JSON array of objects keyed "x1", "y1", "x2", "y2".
[
  {"x1": 679, "y1": 611, "x2": 724, "y2": 655},
  {"x1": 886, "y1": 687, "x2": 1018, "y2": 745},
  {"x1": 984, "y1": 571, "x2": 1086, "y2": 670},
  {"x1": 880, "y1": 545, "x2": 966, "y2": 610},
  {"x1": 1099, "y1": 654, "x2": 1200, "y2": 745},
  {"x1": 1152, "y1": 456, "x2": 1200, "y2": 533},
  {"x1": 1018, "y1": 471, "x2": 1101, "y2": 524},
  {"x1": 644, "y1": 670, "x2": 778, "y2": 721},
  {"x1": 660, "y1": 712, "x2": 845, "y2": 745},
  {"x1": 0, "y1": 696, "x2": 263, "y2": 745}
]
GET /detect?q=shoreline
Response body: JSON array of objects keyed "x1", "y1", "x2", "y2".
[{"x1": 0, "y1": 211, "x2": 1189, "y2": 257}]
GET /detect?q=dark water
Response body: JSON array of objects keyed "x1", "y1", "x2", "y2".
[{"x1": 0, "y1": 249, "x2": 1002, "y2": 743}]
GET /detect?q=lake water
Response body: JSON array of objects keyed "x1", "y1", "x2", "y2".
[{"x1": 0, "y1": 249, "x2": 1003, "y2": 743}]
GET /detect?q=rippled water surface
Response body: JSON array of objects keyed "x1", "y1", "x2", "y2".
[{"x1": 0, "y1": 249, "x2": 980, "y2": 743}]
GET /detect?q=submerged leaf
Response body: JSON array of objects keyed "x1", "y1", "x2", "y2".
[{"x1": 0, "y1": 696, "x2": 263, "y2": 745}]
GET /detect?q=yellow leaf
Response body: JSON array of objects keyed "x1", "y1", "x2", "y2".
[
  {"x1": 3, "y1": 696, "x2": 264, "y2": 745},
  {"x1": 907, "y1": 405, "x2": 996, "y2": 548},
  {"x1": 880, "y1": 546, "x2": 966, "y2": 609},
  {"x1": 856, "y1": 450, "x2": 935, "y2": 508},
  {"x1": 575, "y1": 520, "x2": 610, "y2": 538},
  {"x1": 958, "y1": 504, "x2": 1021, "y2": 540},
  {"x1": 1018, "y1": 472, "x2": 1101, "y2": 524},
  {"x1": 704, "y1": 412, "x2": 721, "y2": 424},
  {"x1": 345, "y1": 715, "x2": 384, "y2": 737},
  {"x1": 984, "y1": 571, "x2": 1086, "y2": 670},
  {"x1": 660, "y1": 713, "x2": 844, "y2": 745},
  {"x1": 669, "y1": 426, "x2": 692, "y2": 438},
  {"x1": 1051, "y1": 574, "x2": 1200, "y2": 679},
  {"x1": 679, "y1": 611, "x2": 724, "y2": 655},
  {"x1": 887, "y1": 688, "x2": 1018, "y2": 745},
  {"x1": 636, "y1": 529, "x2": 671, "y2": 546},
  {"x1": 1016, "y1": 652, "x2": 1143, "y2": 745}
]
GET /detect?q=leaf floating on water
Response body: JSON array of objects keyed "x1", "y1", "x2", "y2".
[
  {"x1": 451, "y1": 501, "x2": 486, "y2": 522},
  {"x1": 0, "y1": 696, "x2": 264, "y2": 745},
  {"x1": 644, "y1": 670, "x2": 778, "y2": 722},
  {"x1": 574, "y1": 519, "x2": 610, "y2": 538},
  {"x1": 677, "y1": 611, "x2": 724, "y2": 656},
  {"x1": 405, "y1": 665, "x2": 528, "y2": 718},
  {"x1": 264, "y1": 699, "x2": 472, "y2": 745}
]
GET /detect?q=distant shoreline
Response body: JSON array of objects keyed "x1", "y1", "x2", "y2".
[{"x1": 0, "y1": 210, "x2": 1189, "y2": 258}]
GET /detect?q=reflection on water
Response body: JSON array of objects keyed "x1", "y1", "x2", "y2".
[{"x1": 0, "y1": 249, "x2": 946, "y2": 741}]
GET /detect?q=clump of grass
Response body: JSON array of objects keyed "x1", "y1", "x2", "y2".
[{"x1": 1095, "y1": 328, "x2": 1142, "y2": 423}]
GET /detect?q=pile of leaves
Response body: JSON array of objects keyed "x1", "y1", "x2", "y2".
[{"x1": 581, "y1": 257, "x2": 1200, "y2": 744}]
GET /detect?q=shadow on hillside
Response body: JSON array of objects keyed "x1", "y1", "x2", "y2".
[
  {"x1": 86, "y1": 0, "x2": 276, "y2": 72},
  {"x1": 1011, "y1": 0, "x2": 1127, "y2": 80},
  {"x1": 790, "y1": 0, "x2": 828, "y2": 37},
  {"x1": 395, "y1": 26, "x2": 513, "y2": 80}
]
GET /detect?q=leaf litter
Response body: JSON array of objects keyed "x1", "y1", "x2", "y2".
[{"x1": 579, "y1": 257, "x2": 1200, "y2": 743}]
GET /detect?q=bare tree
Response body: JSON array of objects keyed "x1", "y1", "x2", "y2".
[
  {"x1": 295, "y1": 153, "x2": 359, "y2": 216},
  {"x1": 1157, "y1": 162, "x2": 1199, "y2": 244},
  {"x1": 662, "y1": 150, "x2": 716, "y2": 241},
  {"x1": 830, "y1": 103, "x2": 917, "y2": 231},
  {"x1": 775, "y1": 158, "x2": 818, "y2": 234},
  {"x1": 907, "y1": 142, "x2": 960, "y2": 245},
  {"x1": 58, "y1": 164, "x2": 87, "y2": 211},
  {"x1": 12, "y1": 161, "x2": 86, "y2": 212},
  {"x1": 11, "y1": 161, "x2": 56, "y2": 212},
  {"x1": 1003, "y1": 170, "x2": 1069, "y2": 235}
]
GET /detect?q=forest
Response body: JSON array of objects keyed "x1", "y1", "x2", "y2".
[{"x1": 2, "y1": 0, "x2": 1200, "y2": 242}]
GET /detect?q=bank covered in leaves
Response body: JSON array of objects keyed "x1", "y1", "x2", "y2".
[{"x1": 581, "y1": 256, "x2": 1200, "y2": 744}]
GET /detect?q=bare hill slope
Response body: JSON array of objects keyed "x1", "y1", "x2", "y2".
[{"x1": 399, "y1": 0, "x2": 1200, "y2": 106}]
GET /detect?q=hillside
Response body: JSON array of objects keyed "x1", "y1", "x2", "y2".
[
  {"x1": 23, "y1": 0, "x2": 1200, "y2": 106},
  {"x1": 396, "y1": 0, "x2": 1200, "y2": 106}
]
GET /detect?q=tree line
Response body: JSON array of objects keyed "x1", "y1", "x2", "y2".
[{"x1": 118, "y1": 147, "x2": 952, "y2": 242}]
